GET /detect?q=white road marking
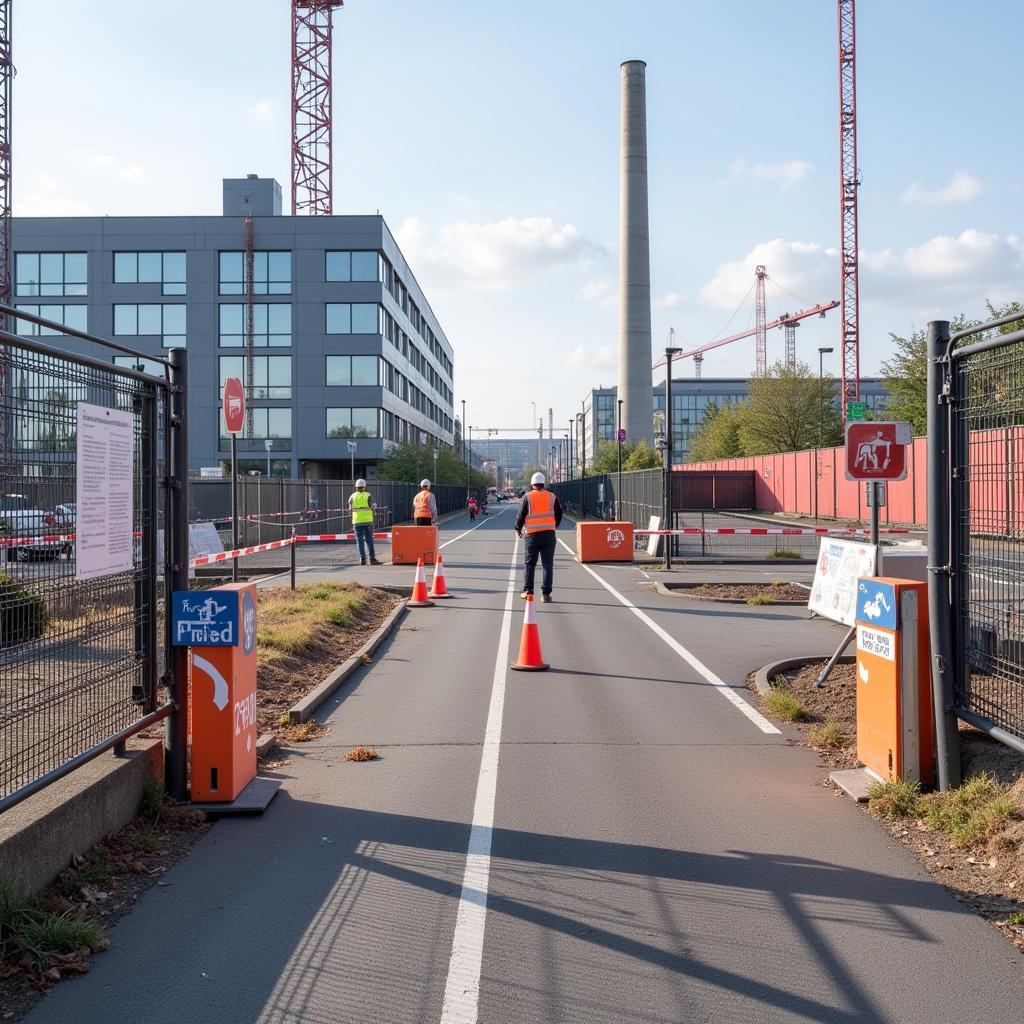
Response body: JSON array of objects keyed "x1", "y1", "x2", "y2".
[
  {"x1": 439, "y1": 505, "x2": 511, "y2": 550},
  {"x1": 557, "y1": 539, "x2": 780, "y2": 735},
  {"x1": 439, "y1": 532, "x2": 519, "y2": 1023}
]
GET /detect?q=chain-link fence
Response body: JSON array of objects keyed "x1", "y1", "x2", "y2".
[{"x1": 1, "y1": 310, "x2": 178, "y2": 811}]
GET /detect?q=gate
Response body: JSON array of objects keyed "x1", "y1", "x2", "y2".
[
  {"x1": 927, "y1": 312, "x2": 1024, "y2": 788},
  {"x1": 0, "y1": 307, "x2": 189, "y2": 812}
]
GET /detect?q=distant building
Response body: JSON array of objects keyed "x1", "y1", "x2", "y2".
[{"x1": 580, "y1": 377, "x2": 890, "y2": 464}]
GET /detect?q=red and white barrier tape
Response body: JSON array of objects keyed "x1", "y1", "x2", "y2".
[
  {"x1": 190, "y1": 538, "x2": 295, "y2": 567},
  {"x1": 294, "y1": 532, "x2": 392, "y2": 543},
  {"x1": 634, "y1": 527, "x2": 911, "y2": 536}
]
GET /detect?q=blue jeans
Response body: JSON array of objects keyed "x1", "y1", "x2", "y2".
[
  {"x1": 354, "y1": 523, "x2": 375, "y2": 561},
  {"x1": 523, "y1": 531, "x2": 556, "y2": 595}
]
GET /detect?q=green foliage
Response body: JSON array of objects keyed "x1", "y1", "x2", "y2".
[
  {"x1": 867, "y1": 778, "x2": 923, "y2": 819},
  {"x1": 746, "y1": 593, "x2": 773, "y2": 606},
  {"x1": 621, "y1": 438, "x2": 662, "y2": 470},
  {"x1": 808, "y1": 719, "x2": 848, "y2": 749},
  {"x1": 923, "y1": 772, "x2": 1017, "y2": 846},
  {"x1": 762, "y1": 681, "x2": 806, "y2": 722},
  {"x1": 688, "y1": 401, "x2": 744, "y2": 462},
  {"x1": 376, "y1": 442, "x2": 492, "y2": 491},
  {"x1": 766, "y1": 549, "x2": 802, "y2": 560},
  {"x1": 0, "y1": 572, "x2": 51, "y2": 648}
]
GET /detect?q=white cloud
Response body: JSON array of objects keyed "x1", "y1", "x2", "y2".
[
  {"x1": 902, "y1": 170, "x2": 981, "y2": 205},
  {"x1": 725, "y1": 159, "x2": 813, "y2": 189},
  {"x1": 565, "y1": 344, "x2": 616, "y2": 370},
  {"x1": 580, "y1": 278, "x2": 616, "y2": 307},
  {"x1": 395, "y1": 215, "x2": 604, "y2": 291},
  {"x1": 656, "y1": 292, "x2": 682, "y2": 309},
  {"x1": 66, "y1": 149, "x2": 155, "y2": 186},
  {"x1": 248, "y1": 99, "x2": 280, "y2": 124}
]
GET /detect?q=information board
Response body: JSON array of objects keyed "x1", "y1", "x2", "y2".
[
  {"x1": 807, "y1": 537, "x2": 877, "y2": 626},
  {"x1": 75, "y1": 403, "x2": 135, "y2": 581}
]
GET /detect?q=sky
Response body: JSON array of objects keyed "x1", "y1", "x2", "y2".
[{"x1": 14, "y1": 1, "x2": 1023, "y2": 434}]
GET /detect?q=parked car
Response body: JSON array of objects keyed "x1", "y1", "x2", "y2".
[
  {"x1": 53, "y1": 503, "x2": 76, "y2": 554},
  {"x1": 0, "y1": 494, "x2": 62, "y2": 562}
]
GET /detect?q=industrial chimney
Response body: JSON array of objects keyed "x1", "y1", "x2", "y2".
[{"x1": 618, "y1": 60, "x2": 654, "y2": 447}]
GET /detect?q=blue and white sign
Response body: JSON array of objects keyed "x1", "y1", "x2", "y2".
[
  {"x1": 172, "y1": 591, "x2": 239, "y2": 647},
  {"x1": 241, "y1": 590, "x2": 257, "y2": 655},
  {"x1": 856, "y1": 579, "x2": 897, "y2": 631}
]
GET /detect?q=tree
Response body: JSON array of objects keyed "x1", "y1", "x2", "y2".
[
  {"x1": 738, "y1": 361, "x2": 842, "y2": 455},
  {"x1": 622, "y1": 438, "x2": 661, "y2": 470},
  {"x1": 376, "y1": 442, "x2": 491, "y2": 491},
  {"x1": 588, "y1": 438, "x2": 661, "y2": 474},
  {"x1": 688, "y1": 401, "x2": 744, "y2": 462}
]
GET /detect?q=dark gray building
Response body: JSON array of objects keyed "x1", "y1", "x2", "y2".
[
  {"x1": 582, "y1": 377, "x2": 890, "y2": 464},
  {"x1": 11, "y1": 176, "x2": 455, "y2": 478}
]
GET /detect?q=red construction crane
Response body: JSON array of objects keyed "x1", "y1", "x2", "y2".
[
  {"x1": 292, "y1": 1, "x2": 343, "y2": 215},
  {"x1": 838, "y1": 0, "x2": 861, "y2": 417},
  {"x1": 754, "y1": 265, "x2": 768, "y2": 374}
]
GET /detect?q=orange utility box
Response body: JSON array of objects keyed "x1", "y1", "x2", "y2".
[
  {"x1": 854, "y1": 578, "x2": 934, "y2": 786},
  {"x1": 391, "y1": 524, "x2": 437, "y2": 565},
  {"x1": 176, "y1": 582, "x2": 258, "y2": 803},
  {"x1": 576, "y1": 521, "x2": 634, "y2": 563}
]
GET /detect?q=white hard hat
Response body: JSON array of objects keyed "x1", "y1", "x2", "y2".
[
  {"x1": 355, "y1": 478, "x2": 366, "y2": 487},
  {"x1": 531, "y1": 472, "x2": 546, "y2": 486},
  {"x1": 421, "y1": 479, "x2": 431, "y2": 488}
]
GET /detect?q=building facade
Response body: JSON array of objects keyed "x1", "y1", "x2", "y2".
[
  {"x1": 581, "y1": 377, "x2": 890, "y2": 465},
  {"x1": 11, "y1": 176, "x2": 455, "y2": 479}
]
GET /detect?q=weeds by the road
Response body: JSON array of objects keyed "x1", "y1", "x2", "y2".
[
  {"x1": 766, "y1": 549, "x2": 802, "y2": 560},
  {"x1": 808, "y1": 719, "x2": 847, "y2": 749},
  {"x1": 746, "y1": 593, "x2": 773, "y2": 606},
  {"x1": 762, "y1": 678, "x2": 807, "y2": 721},
  {"x1": 257, "y1": 584, "x2": 366, "y2": 662}
]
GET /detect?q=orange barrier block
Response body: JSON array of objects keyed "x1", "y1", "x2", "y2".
[
  {"x1": 391, "y1": 524, "x2": 438, "y2": 565},
  {"x1": 188, "y1": 582, "x2": 258, "y2": 802},
  {"x1": 576, "y1": 521, "x2": 634, "y2": 562}
]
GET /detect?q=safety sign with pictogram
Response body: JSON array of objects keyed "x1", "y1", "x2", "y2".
[{"x1": 844, "y1": 421, "x2": 912, "y2": 481}]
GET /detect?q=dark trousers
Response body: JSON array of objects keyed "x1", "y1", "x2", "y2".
[
  {"x1": 415, "y1": 517, "x2": 433, "y2": 527},
  {"x1": 523, "y1": 531, "x2": 556, "y2": 595},
  {"x1": 354, "y1": 523, "x2": 375, "y2": 561}
]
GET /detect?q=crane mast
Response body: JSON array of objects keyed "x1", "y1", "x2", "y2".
[
  {"x1": 754, "y1": 265, "x2": 768, "y2": 374},
  {"x1": 838, "y1": 0, "x2": 861, "y2": 416}
]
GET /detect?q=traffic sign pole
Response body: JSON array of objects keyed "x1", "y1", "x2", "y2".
[
  {"x1": 222, "y1": 377, "x2": 247, "y2": 584},
  {"x1": 231, "y1": 433, "x2": 239, "y2": 582}
]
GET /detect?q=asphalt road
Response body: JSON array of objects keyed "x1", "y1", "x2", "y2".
[{"x1": 26, "y1": 508, "x2": 1024, "y2": 1024}]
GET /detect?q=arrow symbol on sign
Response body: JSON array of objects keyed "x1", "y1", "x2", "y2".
[{"x1": 193, "y1": 655, "x2": 229, "y2": 711}]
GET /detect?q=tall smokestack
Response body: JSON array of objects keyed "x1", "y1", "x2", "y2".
[{"x1": 618, "y1": 60, "x2": 654, "y2": 447}]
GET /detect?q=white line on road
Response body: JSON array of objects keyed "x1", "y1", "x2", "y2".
[
  {"x1": 439, "y1": 505, "x2": 511, "y2": 551},
  {"x1": 439, "y1": 532, "x2": 519, "y2": 1024},
  {"x1": 557, "y1": 539, "x2": 780, "y2": 735}
]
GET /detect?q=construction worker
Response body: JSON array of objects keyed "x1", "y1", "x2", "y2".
[
  {"x1": 413, "y1": 479, "x2": 437, "y2": 526},
  {"x1": 467, "y1": 494, "x2": 479, "y2": 521},
  {"x1": 515, "y1": 471, "x2": 563, "y2": 603},
  {"x1": 348, "y1": 479, "x2": 383, "y2": 566}
]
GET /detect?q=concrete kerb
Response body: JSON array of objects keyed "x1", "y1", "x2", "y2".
[
  {"x1": 753, "y1": 655, "x2": 856, "y2": 695},
  {"x1": 649, "y1": 581, "x2": 807, "y2": 604},
  {"x1": 287, "y1": 598, "x2": 408, "y2": 724}
]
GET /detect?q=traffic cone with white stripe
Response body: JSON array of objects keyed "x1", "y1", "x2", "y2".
[
  {"x1": 429, "y1": 553, "x2": 454, "y2": 599},
  {"x1": 510, "y1": 595, "x2": 548, "y2": 671},
  {"x1": 407, "y1": 557, "x2": 435, "y2": 607}
]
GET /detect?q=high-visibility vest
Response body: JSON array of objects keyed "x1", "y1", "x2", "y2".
[
  {"x1": 414, "y1": 489, "x2": 432, "y2": 518},
  {"x1": 351, "y1": 490, "x2": 373, "y2": 525},
  {"x1": 524, "y1": 489, "x2": 556, "y2": 534}
]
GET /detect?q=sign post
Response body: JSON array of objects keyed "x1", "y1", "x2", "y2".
[{"x1": 222, "y1": 378, "x2": 246, "y2": 582}]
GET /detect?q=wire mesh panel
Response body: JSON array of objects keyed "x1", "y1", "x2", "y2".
[
  {"x1": 952, "y1": 332, "x2": 1024, "y2": 741},
  {"x1": 0, "y1": 337, "x2": 165, "y2": 806}
]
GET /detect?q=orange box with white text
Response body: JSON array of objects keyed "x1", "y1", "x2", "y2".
[{"x1": 576, "y1": 521, "x2": 634, "y2": 562}]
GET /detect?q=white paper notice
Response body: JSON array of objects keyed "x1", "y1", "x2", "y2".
[
  {"x1": 75, "y1": 403, "x2": 135, "y2": 581},
  {"x1": 807, "y1": 537, "x2": 878, "y2": 627}
]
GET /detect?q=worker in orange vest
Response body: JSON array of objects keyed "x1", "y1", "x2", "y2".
[
  {"x1": 413, "y1": 479, "x2": 437, "y2": 526},
  {"x1": 514, "y1": 472, "x2": 563, "y2": 603}
]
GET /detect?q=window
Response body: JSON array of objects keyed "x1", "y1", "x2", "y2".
[
  {"x1": 325, "y1": 251, "x2": 381, "y2": 282},
  {"x1": 219, "y1": 356, "x2": 291, "y2": 399},
  {"x1": 114, "y1": 252, "x2": 187, "y2": 295},
  {"x1": 219, "y1": 304, "x2": 291, "y2": 347},
  {"x1": 218, "y1": 408, "x2": 291, "y2": 443},
  {"x1": 326, "y1": 355, "x2": 380, "y2": 387},
  {"x1": 219, "y1": 251, "x2": 291, "y2": 295},
  {"x1": 113, "y1": 356, "x2": 165, "y2": 376},
  {"x1": 326, "y1": 408, "x2": 380, "y2": 438},
  {"x1": 16, "y1": 253, "x2": 87, "y2": 296},
  {"x1": 15, "y1": 305, "x2": 88, "y2": 336},
  {"x1": 326, "y1": 303, "x2": 381, "y2": 335},
  {"x1": 113, "y1": 304, "x2": 186, "y2": 347}
]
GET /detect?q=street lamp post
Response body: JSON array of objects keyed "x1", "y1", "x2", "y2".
[
  {"x1": 568, "y1": 418, "x2": 574, "y2": 481},
  {"x1": 817, "y1": 347, "x2": 834, "y2": 523},
  {"x1": 432, "y1": 449, "x2": 438, "y2": 487},
  {"x1": 616, "y1": 397, "x2": 624, "y2": 520},
  {"x1": 265, "y1": 438, "x2": 273, "y2": 479},
  {"x1": 578, "y1": 405, "x2": 586, "y2": 517},
  {"x1": 467, "y1": 426, "x2": 472, "y2": 494},
  {"x1": 663, "y1": 347, "x2": 682, "y2": 570},
  {"x1": 346, "y1": 439, "x2": 356, "y2": 481},
  {"x1": 461, "y1": 400, "x2": 466, "y2": 465}
]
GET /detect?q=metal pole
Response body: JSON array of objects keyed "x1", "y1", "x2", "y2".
[
  {"x1": 579, "y1": 407, "x2": 586, "y2": 517},
  {"x1": 267, "y1": 441, "x2": 272, "y2": 478},
  {"x1": 141, "y1": 383, "x2": 158, "y2": 714},
  {"x1": 926, "y1": 319, "x2": 962, "y2": 790},
  {"x1": 231, "y1": 433, "x2": 239, "y2": 581},
  {"x1": 664, "y1": 350, "x2": 674, "y2": 570},
  {"x1": 617, "y1": 397, "x2": 623, "y2": 520},
  {"x1": 290, "y1": 526, "x2": 297, "y2": 590},
  {"x1": 166, "y1": 347, "x2": 190, "y2": 801},
  {"x1": 461, "y1": 399, "x2": 466, "y2": 465}
]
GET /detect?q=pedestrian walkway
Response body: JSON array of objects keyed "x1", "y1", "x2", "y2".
[{"x1": 26, "y1": 512, "x2": 1024, "y2": 1024}]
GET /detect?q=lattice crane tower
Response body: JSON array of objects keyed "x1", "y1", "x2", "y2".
[{"x1": 838, "y1": 0, "x2": 861, "y2": 416}]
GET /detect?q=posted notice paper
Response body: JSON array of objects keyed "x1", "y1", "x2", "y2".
[{"x1": 75, "y1": 403, "x2": 135, "y2": 581}]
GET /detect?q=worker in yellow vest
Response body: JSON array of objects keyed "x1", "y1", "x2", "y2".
[
  {"x1": 348, "y1": 479, "x2": 382, "y2": 566},
  {"x1": 514, "y1": 472, "x2": 563, "y2": 602},
  {"x1": 413, "y1": 479, "x2": 437, "y2": 526}
]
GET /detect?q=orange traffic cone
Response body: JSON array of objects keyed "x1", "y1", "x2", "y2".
[
  {"x1": 407, "y1": 557, "x2": 435, "y2": 607},
  {"x1": 429, "y1": 554, "x2": 454, "y2": 599},
  {"x1": 510, "y1": 595, "x2": 549, "y2": 671}
]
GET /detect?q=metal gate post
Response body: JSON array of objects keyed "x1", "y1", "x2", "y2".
[
  {"x1": 165, "y1": 348, "x2": 191, "y2": 801},
  {"x1": 142, "y1": 384, "x2": 158, "y2": 713},
  {"x1": 926, "y1": 320, "x2": 961, "y2": 790}
]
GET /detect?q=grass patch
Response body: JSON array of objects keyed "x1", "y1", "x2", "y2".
[
  {"x1": 1008, "y1": 912, "x2": 1024, "y2": 927},
  {"x1": 344, "y1": 745, "x2": 379, "y2": 762},
  {"x1": 762, "y1": 678, "x2": 807, "y2": 722},
  {"x1": 746, "y1": 593, "x2": 773, "y2": 606},
  {"x1": 867, "y1": 778, "x2": 923, "y2": 819},
  {"x1": 257, "y1": 584, "x2": 367, "y2": 664},
  {"x1": 766, "y1": 549, "x2": 802, "y2": 560},
  {"x1": 923, "y1": 772, "x2": 1018, "y2": 846},
  {"x1": 808, "y1": 719, "x2": 848, "y2": 749}
]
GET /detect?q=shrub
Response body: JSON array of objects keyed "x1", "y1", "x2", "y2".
[
  {"x1": 763, "y1": 681, "x2": 806, "y2": 722},
  {"x1": 766, "y1": 549, "x2": 802, "y2": 560},
  {"x1": 867, "y1": 778, "x2": 923, "y2": 819},
  {"x1": 808, "y1": 719, "x2": 848, "y2": 749},
  {"x1": 0, "y1": 572, "x2": 51, "y2": 647}
]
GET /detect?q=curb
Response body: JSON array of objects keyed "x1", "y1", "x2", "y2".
[
  {"x1": 287, "y1": 598, "x2": 408, "y2": 724},
  {"x1": 753, "y1": 655, "x2": 856, "y2": 696},
  {"x1": 255, "y1": 733, "x2": 277, "y2": 757},
  {"x1": 651, "y1": 581, "x2": 807, "y2": 605}
]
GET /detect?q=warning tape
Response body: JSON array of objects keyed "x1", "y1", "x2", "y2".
[
  {"x1": 294, "y1": 532, "x2": 392, "y2": 543},
  {"x1": 0, "y1": 534, "x2": 74, "y2": 547},
  {"x1": 634, "y1": 527, "x2": 911, "y2": 536},
  {"x1": 188, "y1": 532, "x2": 394, "y2": 569}
]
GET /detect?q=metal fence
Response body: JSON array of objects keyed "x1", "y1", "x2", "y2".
[
  {"x1": 0, "y1": 307, "x2": 187, "y2": 812},
  {"x1": 928, "y1": 312, "x2": 1024, "y2": 784}
]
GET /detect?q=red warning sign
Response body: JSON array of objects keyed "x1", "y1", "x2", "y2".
[
  {"x1": 222, "y1": 377, "x2": 246, "y2": 435},
  {"x1": 844, "y1": 421, "x2": 912, "y2": 481}
]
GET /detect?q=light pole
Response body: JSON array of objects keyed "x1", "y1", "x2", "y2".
[
  {"x1": 568, "y1": 418, "x2": 574, "y2": 482},
  {"x1": 578, "y1": 405, "x2": 586, "y2": 517},
  {"x1": 265, "y1": 438, "x2": 273, "y2": 479},
  {"x1": 346, "y1": 439, "x2": 356, "y2": 481},
  {"x1": 461, "y1": 399, "x2": 466, "y2": 466},
  {"x1": 616, "y1": 397, "x2": 624, "y2": 521},
  {"x1": 432, "y1": 448, "x2": 438, "y2": 486},
  {"x1": 467, "y1": 426, "x2": 473, "y2": 494},
  {"x1": 817, "y1": 346, "x2": 834, "y2": 524},
  {"x1": 663, "y1": 347, "x2": 681, "y2": 570}
]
